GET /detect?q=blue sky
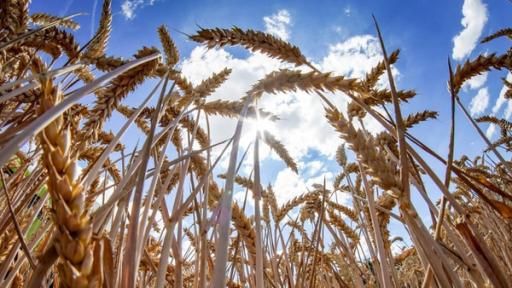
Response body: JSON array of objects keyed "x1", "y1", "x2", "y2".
[{"x1": 30, "y1": 0, "x2": 512, "y2": 247}]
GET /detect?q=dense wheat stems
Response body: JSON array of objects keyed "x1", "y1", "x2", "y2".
[
  {"x1": 1, "y1": 1, "x2": 512, "y2": 287},
  {"x1": 0, "y1": 53, "x2": 161, "y2": 170},
  {"x1": 121, "y1": 73, "x2": 169, "y2": 288}
]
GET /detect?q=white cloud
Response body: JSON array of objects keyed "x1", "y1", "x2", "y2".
[
  {"x1": 121, "y1": 0, "x2": 139, "y2": 19},
  {"x1": 492, "y1": 72, "x2": 512, "y2": 114},
  {"x1": 469, "y1": 87, "x2": 489, "y2": 116},
  {"x1": 484, "y1": 72, "x2": 512, "y2": 138},
  {"x1": 486, "y1": 123, "x2": 496, "y2": 138},
  {"x1": 233, "y1": 190, "x2": 254, "y2": 207},
  {"x1": 121, "y1": 0, "x2": 156, "y2": 20},
  {"x1": 305, "y1": 171, "x2": 334, "y2": 189},
  {"x1": 180, "y1": 47, "x2": 285, "y2": 164},
  {"x1": 321, "y1": 35, "x2": 392, "y2": 80},
  {"x1": 273, "y1": 168, "x2": 303, "y2": 204},
  {"x1": 181, "y1": 33, "x2": 389, "y2": 164},
  {"x1": 304, "y1": 160, "x2": 325, "y2": 177},
  {"x1": 505, "y1": 100, "x2": 512, "y2": 120},
  {"x1": 462, "y1": 71, "x2": 488, "y2": 91},
  {"x1": 452, "y1": 0, "x2": 488, "y2": 60},
  {"x1": 263, "y1": 10, "x2": 291, "y2": 41},
  {"x1": 180, "y1": 13, "x2": 393, "y2": 205},
  {"x1": 273, "y1": 168, "x2": 341, "y2": 205}
]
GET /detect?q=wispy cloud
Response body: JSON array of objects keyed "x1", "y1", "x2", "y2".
[
  {"x1": 121, "y1": 0, "x2": 156, "y2": 20},
  {"x1": 463, "y1": 71, "x2": 487, "y2": 91},
  {"x1": 486, "y1": 124, "x2": 496, "y2": 138},
  {"x1": 469, "y1": 87, "x2": 489, "y2": 116},
  {"x1": 492, "y1": 73, "x2": 512, "y2": 114},
  {"x1": 273, "y1": 168, "x2": 340, "y2": 205},
  {"x1": 344, "y1": 5, "x2": 352, "y2": 17},
  {"x1": 263, "y1": 10, "x2": 291, "y2": 41},
  {"x1": 180, "y1": 36, "x2": 392, "y2": 203},
  {"x1": 482, "y1": 72, "x2": 512, "y2": 139},
  {"x1": 60, "y1": 0, "x2": 75, "y2": 16},
  {"x1": 452, "y1": 0, "x2": 488, "y2": 60},
  {"x1": 90, "y1": 0, "x2": 99, "y2": 37}
]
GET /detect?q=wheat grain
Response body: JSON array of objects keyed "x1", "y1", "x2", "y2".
[
  {"x1": 1, "y1": 3, "x2": 512, "y2": 287},
  {"x1": 362, "y1": 49, "x2": 400, "y2": 90}
]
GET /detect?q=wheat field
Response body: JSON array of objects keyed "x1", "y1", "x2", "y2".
[{"x1": 0, "y1": 0, "x2": 511, "y2": 287}]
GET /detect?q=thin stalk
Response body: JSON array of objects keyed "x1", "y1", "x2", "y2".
[
  {"x1": 457, "y1": 96, "x2": 512, "y2": 174},
  {"x1": 212, "y1": 96, "x2": 252, "y2": 288},
  {"x1": 253, "y1": 133, "x2": 264, "y2": 288},
  {"x1": 121, "y1": 72, "x2": 168, "y2": 288},
  {"x1": 422, "y1": 58, "x2": 457, "y2": 288},
  {"x1": 0, "y1": 172, "x2": 35, "y2": 269},
  {"x1": 358, "y1": 163, "x2": 393, "y2": 288}
]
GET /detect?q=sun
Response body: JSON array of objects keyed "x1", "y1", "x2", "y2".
[{"x1": 251, "y1": 116, "x2": 275, "y2": 134}]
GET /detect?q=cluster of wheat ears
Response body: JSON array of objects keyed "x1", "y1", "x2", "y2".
[{"x1": 0, "y1": 0, "x2": 511, "y2": 287}]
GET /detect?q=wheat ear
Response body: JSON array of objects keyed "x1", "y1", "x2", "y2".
[
  {"x1": 481, "y1": 28, "x2": 512, "y2": 43},
  {"x1": 84, "y1": 0, "x2": 111, "y2": 59},
  {"x1": 325, "y1": 107, "x2": 402, "y2": 196},
  {"x1": 157, "y1": 25, "x2": 179, "y2": 67},
  {"x1": 190, "y1": 27, "x2": 308, "y2": 66},
  {"x1": 403, "y1": 110, "x2": 438, "y2": 129},
  {"x1": 84, "y1": 47, "x2": 160, "y2": 137},
  {"x1": 30, "y1": 13, "x2": 80, "y2": 30},
  {"x1": 38, "y1": 77, "x2": 96, "y2": 287},
  {"x1": 261, "y1": 130, "x2": 298, "y2": 173},
  {"x1": 452, "y1": 54, "x2": 508, "y2": 94}
]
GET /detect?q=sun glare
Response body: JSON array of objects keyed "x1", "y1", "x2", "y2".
[{"x1": 251, "y1": 117, "x2": 275, "y2": 133}]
